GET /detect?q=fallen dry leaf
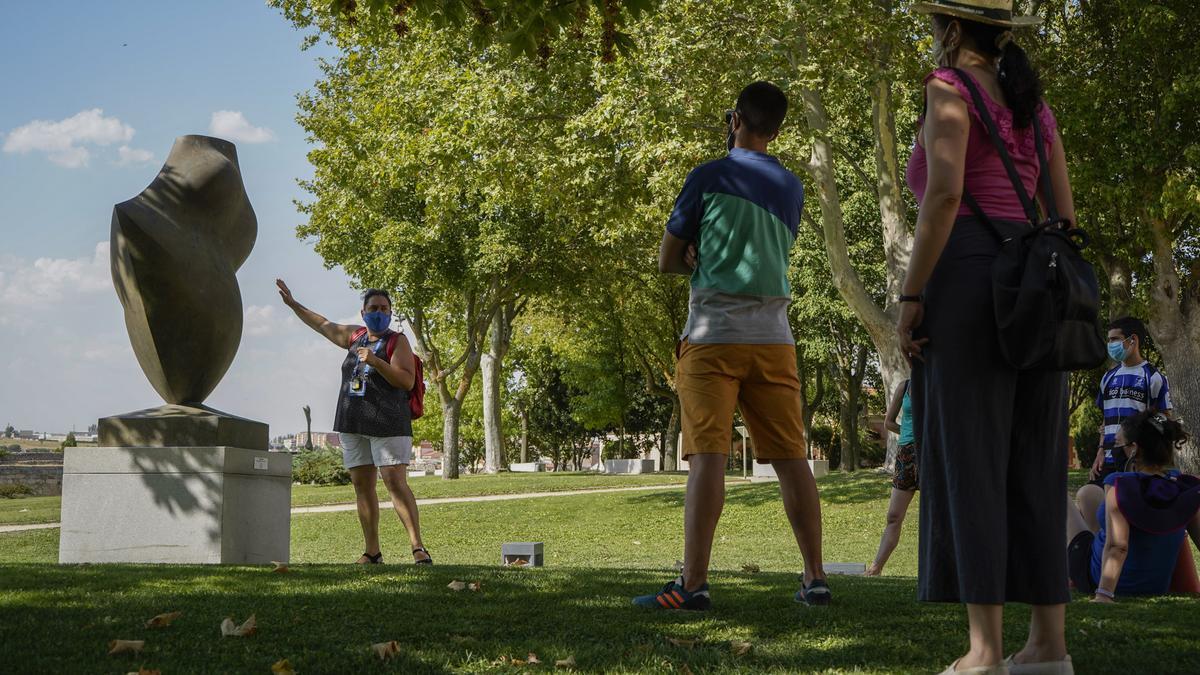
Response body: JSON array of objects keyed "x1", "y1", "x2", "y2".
[
  {"x1": 108, "y1": 639, "x2": 144, "y2": 655},
  {"x1": 679, "y1": 664, "x2": 695, "y2": 675},
  {"x1": 666, "y1": 637, "x2": 697, "y2": 649},
  {"x1": 447, "y1": 580, "x2": 467, "y2": 591},
  {"x1": 144, "y1": 610, "x2": 182, "y2": 629},
  {"x1": 125, "y1": 669, "x2": 160, "y2": 675},
  {"x1": 730, "y1": 640, "x2": 753, "y2": 656},
  {"x1": 510, "y1": 658, "x2": 527, "y2": 667},
  {"x1": 371, "y1": 641, "x2": 401, "y2": 660},
  {"x1": 220, "y1": 614, "x2": 257, "y2": 637},
  {"x1": 741, "y1": 563, "x2": 761, "y2": 574},
  {"x1": 468, "y1": 581, "x2": 483, "y2": 592},
  {"x1": 555, "y1": 655, "x2": 577, "y2": 668},
  {"x1": 271, "y1": 561, "x2": 290, "y2": 574},
  {"x1": 527, "y1": 652, "x2": 541, "y2": 664},
  {"x1": 271, "y1": 657, "x2": 297, "y2": 674}
]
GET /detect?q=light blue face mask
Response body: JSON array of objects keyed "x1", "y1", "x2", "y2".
[
  {"x1": 1107, "y1": 339, "x2": 1128, "y2": 362},
  {"x1": 362, "y1": 311, "x2": 391, "y2": 333}
]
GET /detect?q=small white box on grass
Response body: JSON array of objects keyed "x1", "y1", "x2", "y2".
[{"x1": 502, "y1": 542, "x2": 543, "y2": 567}]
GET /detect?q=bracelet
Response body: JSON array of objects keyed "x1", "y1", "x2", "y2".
[
  {"x1": 899, "y1": 294, "x2": 923, "y2": 304},
  {"x1": 1094, "y1": 587, "x2": 1115, "y2": 600}
]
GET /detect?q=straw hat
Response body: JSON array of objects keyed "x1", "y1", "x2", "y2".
[{"x1": 911, "y1": 0, "x2": 1042, "y2": 28}]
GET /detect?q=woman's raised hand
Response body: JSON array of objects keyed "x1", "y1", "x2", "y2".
[{"x1": 276, "y1": 279, "x2": 297, "y2": 307}]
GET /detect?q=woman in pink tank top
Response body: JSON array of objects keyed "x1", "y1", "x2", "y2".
[{"x1": 898, "y1": 2, "x2": 1079, "y2": 674}]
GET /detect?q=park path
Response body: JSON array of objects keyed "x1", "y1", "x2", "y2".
[{"x1": 0, "y1": 480, "x2": 750, "y2": 534}]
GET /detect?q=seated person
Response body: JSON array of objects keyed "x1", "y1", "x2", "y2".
[{"x1": 1066, "y1": 410, "x2": 1200, "y2": 601}]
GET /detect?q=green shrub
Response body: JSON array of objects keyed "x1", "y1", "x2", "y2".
[
  {"x1": 0, "y1": 484, "x2": 34, "y2": 499},
  {"x1": 291, "y1": 448, "x2": 350, "y2": 486},
  {"x1": 0, "y1": 448, "x2": 8, "y2": 460}
]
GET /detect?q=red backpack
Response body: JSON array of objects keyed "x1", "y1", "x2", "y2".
[{"x1": 350, "y1": 328, "x2": 426, "y2": 419}]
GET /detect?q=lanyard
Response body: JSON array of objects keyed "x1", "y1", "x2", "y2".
[{"x1": 356, "y1": 334, "x2": 388, "y2": 377}]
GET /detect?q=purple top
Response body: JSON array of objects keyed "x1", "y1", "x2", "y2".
[{"x1": 906, "y1": 68, "x2": 1059, "y2": 222}]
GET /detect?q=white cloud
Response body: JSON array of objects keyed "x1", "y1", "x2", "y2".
[
  {"x1": 116, "y1": 145, "x2": 155, "y2": 166},
  {"x1": 0, "y1": 242, "x2": 111, "y2": 316},
  {"x1": 2, "y1": 109, "x2": 135, "y2": 168},
  {"x1": 243, "y1": 304, "x2": 277, "y2": 337},
  {"x1": 209, "y1": 111, "x2": 275, "y2": 144}
]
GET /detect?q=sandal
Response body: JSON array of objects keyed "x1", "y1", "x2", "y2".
[
  {"x1": 412, "y1": 547, "x2": 433, "y2": 565},
  {"x1": 358, "y1": 551, "x2": 384, "y2": 564}
]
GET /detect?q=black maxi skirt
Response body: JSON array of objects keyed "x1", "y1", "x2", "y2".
[{"x1": 911, "y1": 215, "x2": 1070, "y2": 605}]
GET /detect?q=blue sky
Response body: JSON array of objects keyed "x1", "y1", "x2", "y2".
[{"x1": 0, "y1": 1, "x2": 377, "y2": 436}]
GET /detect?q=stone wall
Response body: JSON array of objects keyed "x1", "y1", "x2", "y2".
[
  {"x1": 0, "y1": 452, "x2": 65, "y2": 496},
  {"x1": 0, "y1": 465, "x2": 63, "y2": 496}
]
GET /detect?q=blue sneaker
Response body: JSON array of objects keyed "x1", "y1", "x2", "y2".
[
  {"x1": 633, "y1": 576, "x2": 711, "y2": 611},
  {"x1": 795, "y1": 577, "x2": 832, "y2": 606}
]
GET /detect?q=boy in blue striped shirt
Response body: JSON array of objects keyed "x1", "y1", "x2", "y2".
[{"x1": 1075, "y1": 317, "x2": 1173, "y2": 529}]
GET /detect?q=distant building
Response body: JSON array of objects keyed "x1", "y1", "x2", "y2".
[{"x1": 294, "y1": 431, "x2": 342, "y2": 449}]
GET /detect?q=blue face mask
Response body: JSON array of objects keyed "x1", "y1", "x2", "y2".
[
  {"x1": 363, "y1": 311, "x2": 391, "y2": 334},
  {"x1": 1107, "y1": 340, "x2": 1127, "y2": 362}
]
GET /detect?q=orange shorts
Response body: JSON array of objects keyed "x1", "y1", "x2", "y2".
[{"x1": 676, "y1": 339, "x2": 807, "y2": 462}]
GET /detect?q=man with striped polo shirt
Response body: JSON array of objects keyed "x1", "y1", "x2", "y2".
[
  {"x1": 633, "y1": 82, "x2": 829, "y2": 611},
  {"x1": 1075, "y1": 316, "x2": 1173, "y2": 529}
]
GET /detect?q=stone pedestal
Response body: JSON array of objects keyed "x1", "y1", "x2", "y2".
[
  {"x1": 59, "y1": 446, "x2": 291, "y2": 564},
  {"x1": 604, "y1": 459, "x2": 656, "y2": 474},
  {"x1": 99, "y1": 405, "x2": 268, "y2": 450}
]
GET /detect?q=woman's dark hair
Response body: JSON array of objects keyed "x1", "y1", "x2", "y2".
[
  {"x1": 1121, "y1": 410, "x2": 1189, "y2": 469},
  {"x1": 934, "y1": 14, "x2": 1044, "y2": 129},
  {"x1": 361, "y1": 288, "x2": 392, "y2": 309}
]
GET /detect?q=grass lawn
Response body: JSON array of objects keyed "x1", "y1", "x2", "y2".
[
  {"x1": 2, "y1": 472, "x2": 1198, "y2": 672},
  {"x1": 0, "y1": 471, "x2": 697, "y2": 526}
]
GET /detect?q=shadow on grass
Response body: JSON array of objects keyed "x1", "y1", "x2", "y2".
[{"x1": 2, "y1": 565, "x2": 1197, "y2": 673}]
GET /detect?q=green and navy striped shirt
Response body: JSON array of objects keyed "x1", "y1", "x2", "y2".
[{"x1": 666, "y1": 148, "x2": 804, "y2": 344}]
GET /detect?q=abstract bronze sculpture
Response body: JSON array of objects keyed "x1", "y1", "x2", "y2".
[
  {"x1": 111, "y1": 135, "x2": 255, "y2": 404},
  {"x1": 100, "y1": 135, "x2": 266, "y2": 450}
]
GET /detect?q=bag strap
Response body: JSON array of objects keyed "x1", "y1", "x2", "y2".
[{"x1": 952, "y1": 68, "x2": 1043, "y2": 228}]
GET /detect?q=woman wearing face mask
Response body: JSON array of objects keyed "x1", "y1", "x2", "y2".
[
  {"x1": 897, "y1": 2, "x2": 1075, "y2": 673},
  {"x1": 276, "y1": 279, "x2": 431, "y2": 565},
  {"x1": 1066, "y1": 411, "x2": 1200, "y2": 602}
]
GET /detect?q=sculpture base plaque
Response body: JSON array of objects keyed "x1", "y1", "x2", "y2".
[{"x1": 58, "y1": 446, "x2": 290, "y2": 564}]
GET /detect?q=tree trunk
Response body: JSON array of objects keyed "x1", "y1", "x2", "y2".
[
  {"x1": 1147, "y1": 217, "x2": 1200, "y2": 472},
  {"x1": 442, "y1": 397, "x2": 463, "y2": 478},
  {"x1": 663, "y1": 394, "x2": 681, "y2": 471},
  {"x1": 519, "y1": 406, "x2": 529, "y2": 463},
  {"x1": 839, "y1": 345, "x2": 869, "y2": 471},
  {"x1": 482, "y1": 302, "x2": 515, "y2": 474},
  {"x1": 871, "y1": 66, "x2": 913, "y2": 471},
  {"x1": 801, "y1": 83, "x2": 910, "y2": 464}
]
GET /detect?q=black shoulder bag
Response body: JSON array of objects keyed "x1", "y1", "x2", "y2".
[{"x1": 952, "y1": 68, "x2": 1106, "y2": 372}]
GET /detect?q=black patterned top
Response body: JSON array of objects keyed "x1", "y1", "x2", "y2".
[{"x1": 332, "y1": 330, "x2": 412, "y2": 438}]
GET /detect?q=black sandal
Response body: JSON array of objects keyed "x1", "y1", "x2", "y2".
[
  {"x1": 412, "y1": 547, "x2": 433, "y2": 565},
  {"x1": 359, "y1": 551, "x2": 384, "y2": 564}
]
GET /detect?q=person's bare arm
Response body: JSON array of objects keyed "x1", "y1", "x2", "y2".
[
  {"x1": 897, "y1": 79, "x2": 970, "y2": 362},
  {"x1": 884, "y1": 382, "x2": 906, "y2": 435},
  {"x1": 659, "y1": 232, "x2": 697, "y2": 276},
  {"x1": 277, "y1": 279, "x2": 357, "y2": 348},
  {"x1": 1041, "y1": 129, "x2": 1076, "y2": 227},
  {"x1": 1095, "y1": 485, "x2": 1129, "y2": 602},
  {"x1": 358, "y1": 334, "x2": 416, "y2": 391}
]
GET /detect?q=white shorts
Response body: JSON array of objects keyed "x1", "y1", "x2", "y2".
[{"x1": 339, "y1": 433, "x2": 413, "y2": 469}]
